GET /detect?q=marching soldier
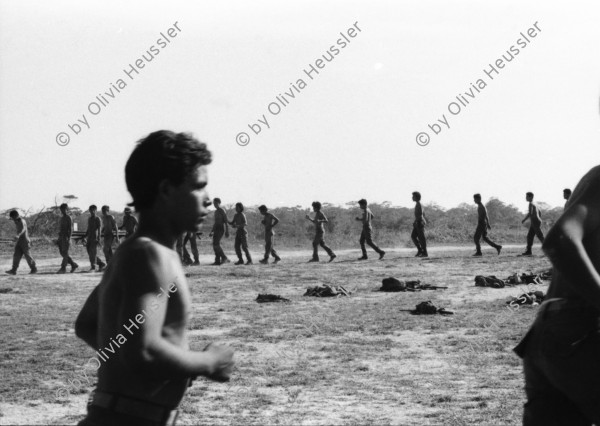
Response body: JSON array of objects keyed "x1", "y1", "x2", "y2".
[
  {"x1": 473, "y1": 194, "x2": 502, "y2": 256},
  {"x1": 57, "y1": 203, "x2": 79, "y2": 273},
  {"x1": 230, "y1": 202, "x2": 252, "y2": 265},
  {"x1": 119, "y1": 207, "x2": 138, "y2": 238},
  {"x1": 101, "y1": 205, "x2": 119, "y2": 263},
  {"x1": 183, "y1": 231, "x2": 200, "y2": 265},
  {"x1": 5, "y1": 210, "x2": 37, "y2": 275},
  {"x1": 306, "y1": 201, "x2": 336, "y2": 263},
  {"x1": 356, "y1": 199, "x2": 385, "y2": 260},
  {"x1": 520, "y1": 192, "x2": 545, "y2": 256},
  {"x1": 209, "y1": 198, "x2": 230, "y2": 265},
  {"x1": 411, "y1": 192, "x2": 428, "y2": 257},
  {"x1": 259, "y1": 205, "x2": 281, "y2": 264},
  {"x1": 85, "y1": 205, "x2": 106, "y2": 272}
]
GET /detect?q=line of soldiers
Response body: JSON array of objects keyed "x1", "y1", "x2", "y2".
[
  {"x1": 198, "y1": 198, "x2": 281, "y2": 266},
  {"x1": 71, "y1": 205, "x2": 139, "y2": 273},
  {"x1": 3, "y1": 188, "x2": 572, "y2": 275},
  {"x1": 4, "y1": 204, "x2": 138, "y2": 275}
]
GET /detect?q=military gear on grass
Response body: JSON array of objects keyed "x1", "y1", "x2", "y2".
[
  {"x1": 304, "y1": 285, "x2": 351, "y2": 297},
  {"x1": 411, "y1": 300, "x2": 454, "y2": 315},
  {"x1": 381, "y1": 277, "x2": 447, "y2": 292},
  {"x1": 474, "y1": 275, "x2": 506, "y2": 288},
  {"x1": 256, "y1": 294, "x2": 291, "y2": 303}
]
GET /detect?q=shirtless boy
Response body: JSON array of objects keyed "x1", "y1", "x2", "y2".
[
  {"x1": 229, "y1": 202, "x2": 252, "y2": 265},
  {"x1": 411, "y1": 192, "x2": 428, "y2": 257},
  {"x1": 306, "y1": 201, "x2": 336, "y2": 263},
  {"x1": 515, "y1": 165, "x2": 600, "y2": 424},
  {"x1": 472, "y1": 194, "x2": 502, "y2": 256},
  {"x1": 75, "y1": 130, "x2": 234, "y2": 426},
  {"x1": 355, "y1": 199, "x2": 385, "y2": 260},
  {"x1": 258, "y1": 205, "x2": 281, "y2": 264},
  {"x1": 521, "y1": 192, "x2": 545, "y2": 256}
]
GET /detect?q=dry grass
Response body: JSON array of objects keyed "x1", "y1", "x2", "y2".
[{"x1": 0, "y1": 244, "x2": 550, "y2": 425}]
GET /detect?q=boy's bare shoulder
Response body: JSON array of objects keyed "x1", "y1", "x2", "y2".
[
  {"x1": 120, "y1": 237, "x2": 173, "y2": 263},
  {"x1": 107, "y1": 237, "x2": 181, "y2": 297}
]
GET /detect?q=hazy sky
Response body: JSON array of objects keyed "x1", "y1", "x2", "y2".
[{"x1": 1, "y1": 0, "x2": 599, "y2": 213}]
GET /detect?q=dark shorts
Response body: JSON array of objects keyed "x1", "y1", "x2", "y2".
[
  {"x1": 78, "y1": 404, "x2": 178, "y2": 426},
  {"x1": 517, "y1": 298, "x2": 600, "y2": 425}
]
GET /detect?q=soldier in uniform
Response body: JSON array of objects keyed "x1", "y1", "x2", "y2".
[
  {"x1": 209, "y1": 198, "x2": 230, "y2": 265},
  {"x1": 5, "y1": 210, "x2": 37, "y2": 275},
  {"x1": 85, "y1": 205, "x2": 106, "y2": 272},
  {"x1": 101, "y1": 206, "x2": 119, "y2": 263},
  {"x1": 515, "y1": 165, "x2": 600, "y2": 424},
  {"x1": 411, "y1": 192, "x2": 428, "y2": 258},
  {"x1": 355, "y1": 199, "x2": 385, "y2": 260},
  {"x1": 175, "y1": 234, "x2": 186, "y2": 264},
  {"x1": 119, "y1": 207, "x2": 138, "y2": 238},
  {"x1": 306, "y1": 201, "x2": 336, "y2": 263},
  {"x1": 183, "y1": 232, "x2": 200, "y2": 265},
  {"x1": 229, "y1": 202, "x2": 252, "y2": 265},
  {"x1": 57, "y1": 203, "x2": 79, "y2": 273},
  {"x1": 258, "y1": 205, "x2": 281, "y2": 264},
  {"x1": 473, "y1": 194, "x2": 502, "y2": 256},
  {"x1": 521, "y1": 192, "x2": 545, "y2": 256}
]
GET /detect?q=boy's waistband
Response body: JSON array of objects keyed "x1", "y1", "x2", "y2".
[{"x1": 91, "y1": 391, "x2": 178, "y2": 425}]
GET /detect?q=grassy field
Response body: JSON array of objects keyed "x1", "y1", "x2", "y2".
[{"x1": 0, "y1": 244, "x2": 551, "y2": 425}]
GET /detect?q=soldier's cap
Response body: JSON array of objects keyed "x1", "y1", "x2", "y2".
[{"x1": 124, "y1": 207, "x2": 132, "y2": 213}]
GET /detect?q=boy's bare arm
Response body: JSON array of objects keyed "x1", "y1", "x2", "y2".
[
  {"x1": 543, "y1": 187, "x2": 600, "y2": 309},
  {"x1": 75, "y1": 285, "x2": 100, "y2": 350},
  {"x1": 120, "y1": 245, "x2": 233, "y2": 380}
]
